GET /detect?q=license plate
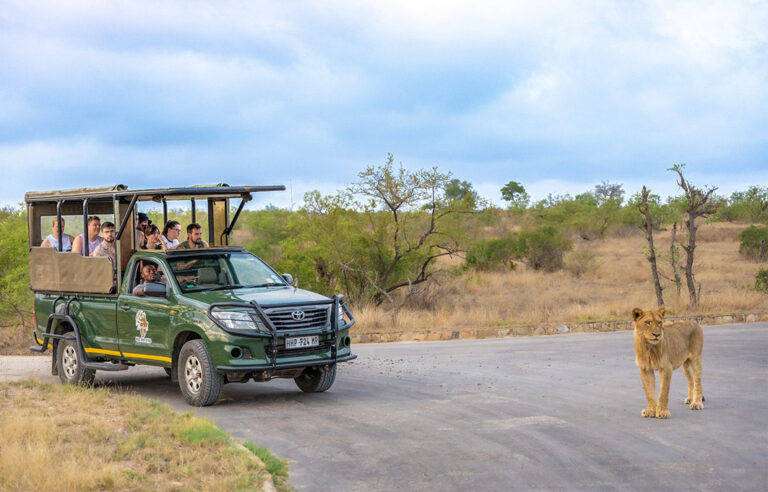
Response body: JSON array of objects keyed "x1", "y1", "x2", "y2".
[{"x1": 285, "y1": 335, "x2": 319, "y2": 349}]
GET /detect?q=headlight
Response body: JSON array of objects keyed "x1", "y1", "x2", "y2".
[
  {"x1": 212, "y1": 311, "x2": 263, "y2": 331},
  {"x1": 337, "y1": 308, "x2": 345, "y2": 326}
]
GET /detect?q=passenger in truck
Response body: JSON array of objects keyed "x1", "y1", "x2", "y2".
[
  {"x1": 40, "y1": 217, "x2": 74, "y2": 251},
  {"x1": 161, "y1": 220, "x2": 181, "y2": 250},
  {"x1": 72, "y1": 216, "x2": 104, "y2": 255}
]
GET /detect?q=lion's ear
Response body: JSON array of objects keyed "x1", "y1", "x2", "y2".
[
  {"x1": 632, "y1": 308, "x2": 643, "y2": 320},
  {"x1": 657, "y1": 306, "x2": 666, "y2": 318}
]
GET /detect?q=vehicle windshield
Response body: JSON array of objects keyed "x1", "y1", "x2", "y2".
[{"x1": 167, "y1": 252, "x2": 289, "y2": 292}]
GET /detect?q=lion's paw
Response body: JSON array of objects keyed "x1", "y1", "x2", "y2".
[
  {"x1": 641, "y1": 408, "x2": 656, "y2": 418},
  {"x1": 689, "y1": 401, "x2": 703, "y2": 410},
  {"x1": 656, "y1": 408, "x2": 671, "y2": 419},
  {"x1": 684, "y1": 396, "x2": 692, "y2": 405}
]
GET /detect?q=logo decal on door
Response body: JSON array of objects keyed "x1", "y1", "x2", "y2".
[{"x1": 135, "y1": 310, "x2": 152, "y2": 344}]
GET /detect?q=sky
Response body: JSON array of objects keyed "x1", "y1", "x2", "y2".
[{"x1": 1, "y1": 0, "x2": 767, "y2": 210}]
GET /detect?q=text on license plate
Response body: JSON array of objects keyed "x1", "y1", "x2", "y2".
[{"x1": 285, "y1": 335, "x2": 320, "y2": 349}]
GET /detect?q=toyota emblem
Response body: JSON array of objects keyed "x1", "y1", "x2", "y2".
[{"x1": 291, "y1": 310, "x2": 306, "y2": 321}]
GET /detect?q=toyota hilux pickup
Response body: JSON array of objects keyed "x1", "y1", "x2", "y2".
[{"x1": 26, "y1": 184, "x2": 356, "y2": 406}]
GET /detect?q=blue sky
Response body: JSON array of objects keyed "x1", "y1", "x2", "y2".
[{"x1": 1, "y1": 0, "x2": 766, "y2": 210}]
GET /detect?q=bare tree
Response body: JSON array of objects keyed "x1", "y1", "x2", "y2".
[
  {"x1": 668, "y1": 222, "x2": 683, "y2": 296},
  {"x1": 669, "y1": 164, "x2": 719, "y2": 305},
  {"x1": 637, "y1": 186, "x2": 664, "y2": 307}
]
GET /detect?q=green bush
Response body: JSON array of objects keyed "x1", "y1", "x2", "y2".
[
  {"x1": 519, "y1": 225, "x2": 573, "y2": 271},
  {"x1": 755, "y1": 270, "x2": 768, "y2": 293},
  {"x1": 0, "y1": 207, "x2": 32, "y2": 326},
  {"x1": 739, "y1": 225, "x2": 768, "y2": 261},
  {"x1": 466, "y1": 235, "x2": 525, "y2": 271}
]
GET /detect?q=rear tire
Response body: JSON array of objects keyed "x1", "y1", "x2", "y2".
[
  {"x1": 294, "y1": 365, "x2": 336, "y2": 393},
  {"x1": 57, "y1": 338, "x2": 96, "y2": 385},
  {"x1": 178, "y1": 339, "x2": 223, "y2": 406}
]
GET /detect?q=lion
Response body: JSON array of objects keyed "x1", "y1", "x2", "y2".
[
  {"x1": 632, "y1": 307, "x2": 704, "y2": 418},
  {"x1": 135, "y1": 310, "x2": 149, "y2": 339}
]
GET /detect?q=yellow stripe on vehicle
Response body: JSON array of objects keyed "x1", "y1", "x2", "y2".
[
  {"x1": 84, "y1": 348, "x2": 122, "y2": 357},
  {"x1": 35, "y1": 335, "x2": 54, "y2": 349},
  {"x1": 122, "y1": 352, "x2": 172, "y2": 363}
]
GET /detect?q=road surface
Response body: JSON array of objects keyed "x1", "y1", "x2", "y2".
[{"x1": 2, "y1": 323, "x2": 767, "y2": 491}]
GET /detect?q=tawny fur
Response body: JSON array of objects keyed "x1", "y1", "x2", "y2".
[{"x1": 632, "y1": 307, "x2": 704, "y2": 419}]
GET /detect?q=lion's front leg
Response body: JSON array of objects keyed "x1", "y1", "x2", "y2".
[
  {"x1": 639, "y1": 368, "x2": 657, "y2": 417},
  {"x1": 656, "y1": 368, "x2": 672, "y2": 418}
]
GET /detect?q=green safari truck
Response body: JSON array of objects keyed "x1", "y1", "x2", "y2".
[{"x1": 26, "y1": 184, "x2": 357, "y2": 406}]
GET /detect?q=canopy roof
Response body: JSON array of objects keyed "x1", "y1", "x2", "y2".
[{"x1": 25, "y1": 184, "x2": 286, "y2": 203}]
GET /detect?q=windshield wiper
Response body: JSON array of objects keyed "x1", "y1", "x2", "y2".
[
  {"x1": 194, "y1": 284, "x2": 246, "y2": 292},
  {"x1": 243, "y1": 283, "x2": 288, "y2": 289}
]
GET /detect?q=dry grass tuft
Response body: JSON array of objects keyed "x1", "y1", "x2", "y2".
[
  {"x1": 0, "y1": 379, "x2": 290, "y2": 491},
  {"x1": 0, "y1": 324, "x2": 31, "y2": 356},
  {"x1": 354, "y1": 222, "x2": 768, "y2": 333}
]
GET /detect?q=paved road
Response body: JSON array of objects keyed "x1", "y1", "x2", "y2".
[{"x1": 3, "y1": 323, "x2": 767, "y2": 491}]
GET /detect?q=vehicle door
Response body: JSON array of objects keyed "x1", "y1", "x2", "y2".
[
  {"x1": 116, "y1": 257, "x2": 173, "y2": 366},
  {"x1": 74, "y1": 295, "x2": 121, "y2": 358}
]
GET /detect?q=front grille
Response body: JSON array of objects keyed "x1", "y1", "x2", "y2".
[
  {"x1": 273, "y1": 339, "x2": 334, "y2": 358},
  {"x1": 265, "y1": 306, "x2": 329, "y2": 330}
]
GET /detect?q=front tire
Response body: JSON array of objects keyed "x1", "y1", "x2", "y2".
[
  {"x1": 57, "y1": 338, "x2": 95, "y2": 385},
  {"x1": 178, "y1": 339, "x2": 223, "y2": 406},
  {"x1": 294, "y1": 365, "x2": 336, "y2": 393}
]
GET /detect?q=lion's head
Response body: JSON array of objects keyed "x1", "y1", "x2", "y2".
[{"x1": 632, "y1": 307, "x2": 665, "y2": 345}]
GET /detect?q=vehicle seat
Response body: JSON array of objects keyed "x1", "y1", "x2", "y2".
[{"x1": 198, "y1": 267, "x2": 218, "y2": 284}]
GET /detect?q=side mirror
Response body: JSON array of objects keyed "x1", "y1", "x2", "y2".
[
  {"x1": 144, "y1": 282, "x2": 167, "y2": 298},
  {"x1": 281, "y1": 273, "x2": 294, "y2": 285}
]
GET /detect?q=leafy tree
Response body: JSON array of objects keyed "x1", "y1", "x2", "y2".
[
  {"x1": 275, "y1": 155, "x2": 474, "y2": 305},
  {"x1": 721, "y1": 186, "x2": 768, "y2": 223},
  {"x1": 466, "y1": 235, "x2": 525, "y2": 271},
  {"x1": 501, "y1": 181, "x2": 530, "y2": 209},
  {"x1": 739, "y1": 225, "x2": 768, "y2": 261},
  {"x1": 346, "y1": 154, "x2": 470, "y2": 303},
  {"x1": 594, "y1": 181, "x2": 625, "y2": 204},
  {"x1": 593, "y1": 181, "x2": 625, "y2": 237},
  {"x1": 0, "y1": 206, "x2": 32, "y2": 327},
  {"x1": 519, "y1": 225, "x2": 572, "y2": 271},
  {"x1": 444, "y1": 179, "x2": 479, "y2": 209}
]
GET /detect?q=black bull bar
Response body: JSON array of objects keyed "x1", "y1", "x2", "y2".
[{"x1": 206, "y1": 295, "x2": 357, "y2": 372}]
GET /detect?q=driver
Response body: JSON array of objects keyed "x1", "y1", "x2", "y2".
[{"x1": 132, "y1": 263, "x2": 165, "y2": 297}]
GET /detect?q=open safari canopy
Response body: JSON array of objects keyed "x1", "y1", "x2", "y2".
[{"x1": 26, "y1": 183, "x2": 285, "y2": 295}]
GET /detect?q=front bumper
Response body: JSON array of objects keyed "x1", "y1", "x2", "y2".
[{"x1": 216, "y1": 353, "x2": 357, "y2": 372}]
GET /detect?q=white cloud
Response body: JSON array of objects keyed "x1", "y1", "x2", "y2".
[{"x1": 1, "y1": 1, "x2": 766, "y2": 207}]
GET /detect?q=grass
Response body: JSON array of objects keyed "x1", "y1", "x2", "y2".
[
  {"x1": 0, "y1": 323, "x2": 30, "y2": 355},
  {"x1": 0, "y1": 379, "x2": 290, "y2": 491},
  {"x1": 353, "y1": 222, "x2": 768, "y2": 334}
]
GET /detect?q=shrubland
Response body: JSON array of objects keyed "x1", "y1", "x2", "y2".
[{"x1": 1, "y1": 162, "x2": 767, "y2": 352}]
